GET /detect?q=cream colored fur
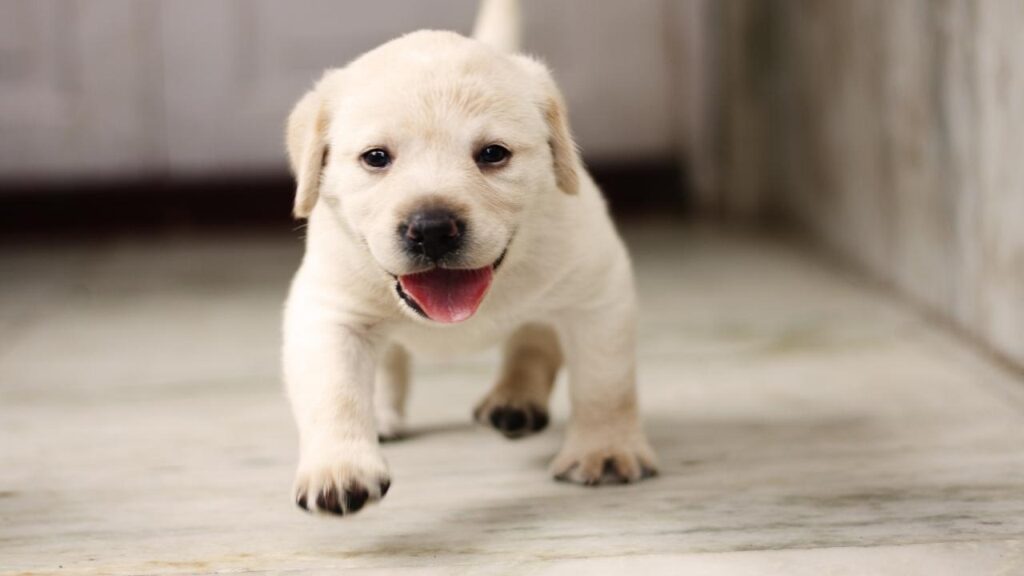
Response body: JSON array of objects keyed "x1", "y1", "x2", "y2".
[{"x1": 283, "y1": 4, "x2": 657, "y2": 516}]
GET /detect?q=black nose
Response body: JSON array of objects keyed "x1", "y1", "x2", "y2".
[{"x1": 400, "y1": 209, "x2": 465, "y2": 261}]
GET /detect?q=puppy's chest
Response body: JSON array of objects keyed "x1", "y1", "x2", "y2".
[{"x1": 386, "y1": 320, "x2": 512, "y2": 358}]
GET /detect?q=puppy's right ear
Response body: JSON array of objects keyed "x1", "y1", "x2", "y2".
[{"x1": 285, "y1": 83, "x2": 331, "y2": 219}]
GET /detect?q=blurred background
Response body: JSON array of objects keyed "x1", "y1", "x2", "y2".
[
  {"x1": 4, "y1": 2, "x2": 1024, "y2": 571},
  {"x1": 2, "y1": 0, "x2": 1020, "y2": 367}
]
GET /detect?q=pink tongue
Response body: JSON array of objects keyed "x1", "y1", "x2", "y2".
[{"x1": 399, "y1": 267, "x2": 493, "y2": 323}]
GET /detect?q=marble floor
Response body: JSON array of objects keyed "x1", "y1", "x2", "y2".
[{"x1": 2, "y1": 222, "x2": 1023, "y2": 575}]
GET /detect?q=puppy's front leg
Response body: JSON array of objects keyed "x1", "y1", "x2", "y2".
[
  {"x1": 284, "y1": 300, "x2": 390, "y2": 515},
  {"x1": 552, "y1": 289, "x2": 658, "y2": 485}
]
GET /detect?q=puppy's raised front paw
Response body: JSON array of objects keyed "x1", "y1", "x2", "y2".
[
  {"x1": 293, "y1": 446, "x2": 391, "y2": 516},
  {"x1": 550, "y1": 433, "x2": 658, "y2": 486},
  {"x1": 474, "y1": 398, "x2": 549, "y2": 439}
]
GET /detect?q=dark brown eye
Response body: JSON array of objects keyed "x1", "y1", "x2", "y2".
[
  {"x1": 476, "y1": 144, "x2": 511, "y2": 166},
  {"x1": 361, "y1": 148, "x2": 391, "y2": 169}
]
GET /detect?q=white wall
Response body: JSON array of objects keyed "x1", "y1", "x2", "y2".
[
  {"x1": 714, "y1": 0, "x2": 1024, "y2": 367},
  {"x1": 0, "y1": 1, "x2": 164, "y2": 179},
  {"x1": 0, "y1": 0, "x2": 690, "y2": 182}
]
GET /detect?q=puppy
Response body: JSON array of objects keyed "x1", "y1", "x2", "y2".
[{"x1": 283, "y1": 0, "x2": 657, "y2": 516}]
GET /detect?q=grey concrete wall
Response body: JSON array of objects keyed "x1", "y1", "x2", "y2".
[{"x1": 716, "y1": 1, "x2": 1024, "y2": 367}]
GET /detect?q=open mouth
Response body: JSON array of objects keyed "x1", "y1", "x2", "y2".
[{"x1": 395, "y1": 250, "x2": 506, "y2": 323}]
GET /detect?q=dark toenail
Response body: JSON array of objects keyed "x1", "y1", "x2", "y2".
[
  {"x1": 641, "y1": 465, "x2": 659, "y2": 479},
  {"x1": 296, "y1": 492, "x2": 309, "y2": 511},
  {"x1": 530, "y1": 409, "x2": 549, "y2": 432},
  {"x1": 380, "y1": 479, "x2": 391, "y2": 497},
  {"x1": 554, "y1": 462, "x2": 578, "y2": 482},
  {"x1": 602, "y1": 457, "x2": 628, "y2": 482},
  {"x1": 344, "y1": 485, "x2": 369, "y2": 513}
]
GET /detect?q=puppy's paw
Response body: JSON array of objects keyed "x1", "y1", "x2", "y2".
[
  {"x1": 550, "y1": 433, "x2": 658, "y2": 486},
  {"x1": 376, "y1": 409, "x2": 406, "y2": 443},
  {"x1": 473, "y1": 397, "x2": 549, "y2": 439},
  {"x1": 293, "y1": 445, "x2": 391, "y2": 516}
]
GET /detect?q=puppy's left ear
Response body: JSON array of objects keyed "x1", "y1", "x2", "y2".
[
  {"x1": 544, "y1": 90, "x2": 580, "y2": 195},
  {"x1": 285, "y1": 77, "x2": 333, "y2": 219},
  {"x1": 516, "y1": 56, "x2": 580, "y2": 195}
]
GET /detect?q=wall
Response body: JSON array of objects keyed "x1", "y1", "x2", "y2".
[
  {"x1": 0, "y1": 0, "x2": 684, "y2": 182},
  {"x1": 715, "y1": 0, "x2": 1024, "y2": 367}
]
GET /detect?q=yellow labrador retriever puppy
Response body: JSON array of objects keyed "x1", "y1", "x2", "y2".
[{"x1": 283, "y1": 0, "x2": 657, "y2": 515}]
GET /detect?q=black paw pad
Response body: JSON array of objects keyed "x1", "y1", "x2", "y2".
[
  {"x1": 487, "y1": 404, "x2": 549, "y2": 439},
  {"x1": 344, "y1": 484, "x2": 369, "y2": 513},
  {"x1": 530, "y1": 410, "x2": 549, "y2": 432},
  {"x1": 316, "y1": 486, "x2": 343, "y2": 515},
  {"x1": 490, "y1": 406, "x2": 526, "y2": 432}
]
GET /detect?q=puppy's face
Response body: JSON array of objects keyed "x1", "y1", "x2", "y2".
[{"x1": 287, "y1": 31, "x2": 579, "y2": 323}]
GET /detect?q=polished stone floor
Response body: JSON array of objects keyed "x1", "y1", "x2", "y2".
[{"x1": 2, "y1": 222, "x2": 1023, "y2": 575}]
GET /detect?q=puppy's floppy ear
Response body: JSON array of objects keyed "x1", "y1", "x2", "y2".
[
  {"x1": 515, "y1": 56, "x2": 581, "y2": 195},
  {"x1": 544, "y1": 90, "x2": 580, "y2": 195},
  {"x1": 285, "y1": 81, "x2": 331, "y2": 219}
]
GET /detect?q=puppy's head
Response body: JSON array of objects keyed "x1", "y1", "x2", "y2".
[{"x1": 286, "y1": 31, "x2": 579, "y2": 323}]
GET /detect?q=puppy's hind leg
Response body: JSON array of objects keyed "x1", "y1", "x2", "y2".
[
  {"x1": 375, "y1": 342, "x2": 410, "y2": 442},
  {"x1": 474, "y1": 323, "x2": 561, "y2": 439}
]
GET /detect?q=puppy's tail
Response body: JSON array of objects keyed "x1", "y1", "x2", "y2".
[{"x1": 472, "y1": 0, "x2": 520, "y2": 53}]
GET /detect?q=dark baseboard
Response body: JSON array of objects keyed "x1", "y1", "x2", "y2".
[{"x1": 0, "y1": 161, "x2": 687, "y2": 242}]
